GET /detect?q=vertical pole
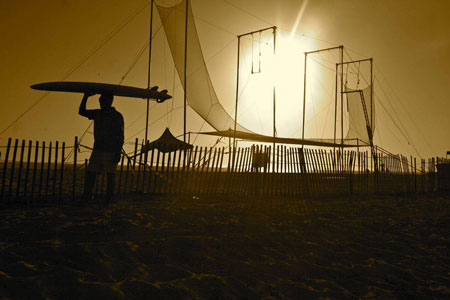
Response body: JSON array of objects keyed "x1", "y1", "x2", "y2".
[
  {"x1": 234, "y1": 36, "x2": 241, "y2": 148},
  {"x1": 1, "y1": 138, "x2": 11, "y2": 200},
  {"x1": 183, "y1": 0, "x2": 189, "y2": 142},
  {"x1": 53, "y1": 141, "x2": 59, "y2": 198},
  {"x1": 136, "y1": 140, "x2": 143, "y2": 192},
  {"x1": 23, "y1": 140, "x2": 32, "y2": 201},
  {"x1": 302, "y1": 53, "x2": 307, "y2": 143},
  {"x1": 118, "y1": 154, "x2": 125, "y2": 195},
  {"x1": 335, "y1": 64, "x2": 338, "y2": 146},
  {"x1": 340, "y1": 46, "x2": 344, "y2": 146},
  {"x1": 273, "y1": 26, "x2": 277, "y2": 153},
  {"x1": 73, "y1": 137, "x2": 77, "y2": 201},
  {"x1": 45, "y1": 142, "x2": 52, "y2": 198},
  {"x1": 145, "y1": 0, "x2": 154, "y2": 143},
  {"x1": 59, "y1": 142, "x2": 65, "y2": 201},
  {"x1": 38, "y1": 142, "x2": 45, "y2": 199},
  {"x1": 142, "y1": 141, "x2": 149, "y2": 192},
  {"x1": 31, "y1": 141, "x2": 38, "y2": 201},
  {"x1": 16, "y1": 140, "x2": 25, "y2": 201},
  {"x1": 8, "y1": 139, "x2": 18, "y2": 200},
  {"x1": 370, "y1": 58, "x2": 373, "y2": 132}
]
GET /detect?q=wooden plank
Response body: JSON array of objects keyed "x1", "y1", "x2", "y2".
[
  {"x1": 15, "y1": 140, "x2": 26, "y2": 201},
  {"x1": 174, "y1": 149, "x2": 182, "y2": 194},
  {"x1": 202, "y1": 147, "x2": 212, "y2": 195},
  {"x1": 153, "y1": 146, "x2": 161, "y2": 193},
  {"x1": 129, "y1": 138, "x2": 139, "y2": 193},
  {"x1": 123, "y1": 156, "x2": 131, "y2": 195},
  {"x1": 31, "y1": 141, "x2": 39, "y2": 201},
  {"x1": 160, "y1": 150, "x2": 167, "y2": 193},
  {"x1": 414, "y1": 157, "x2": 417, "y2": 193},
  {"x1": 0, "y1": 138, "x2": 12, "y2": 200},
  {"x1": 38, "y1": 142, "x2": 45, "y2": 199},
  {"x1": 291, "y1": 148, "x2": 299, "y2": 196},
  {"x1": 147, "y1": 147, "x2": 155, "y2": 193},
  {"x1": 117, "y1": 152, "x2": 125, "y2": 195},
  {"x1": 52, "y1": 141, "x2": 59, "y2": 198},
  {"x1": 237, "y1": 147, "x2": 247, "y2": 195},
  {"x1": 59, "y1": 142, "x2": 65, "y2": 201},
  {"x1": 206, "y1": 148, "x2": 216, "y2": 195},
  {"x1": 73, "y1": 137, "x2": 78, "y2": 201},
  {"x1": 230, "y1": 147, "x2": 240, "y2": 194},
  {"x1": 45, "y1": 142, "x2": 52, "y2": 198},
  {"x1": 134, "y1": 141, "x2": 142, "y2": 193},
  {"x1": 23, "y1": 140, "x2": 32, "y2": 201},
  {"x1": 141, "y1": 141, "x2": 149, "y2": 193},
  {"x1": 217, "y1": 147, "x2": 225, "y2": 194},
  {"x1": 169, "y1": 149, "x2": 177, "y2": 194},
  {"x1": 7, "y1": 139, "x2": 19, "y2": 200},
  {"x1": 306, "y1": 149, "x2": 317, "y2": 197},
  {"x1": 135, "y1": 140, "x2": 143, "y2": 192}
]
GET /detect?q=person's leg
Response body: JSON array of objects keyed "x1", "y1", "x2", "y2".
[
  {"x1": 106, "y1": 172, "x2": 115, "y2": 202},
  {"x1": 83, "y1": 171, "x2": 97, "y2": 199}
]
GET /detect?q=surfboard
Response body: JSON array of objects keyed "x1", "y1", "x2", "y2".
[{"x1": 30, "y1": 81, "x2": 172, "y2": 103}]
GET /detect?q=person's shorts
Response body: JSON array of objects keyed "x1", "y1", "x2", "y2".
[{"x1": 87, "y1": 151, "x2": 118, "y2": 174}]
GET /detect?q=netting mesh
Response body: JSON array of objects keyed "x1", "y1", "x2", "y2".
[
  {"x1": 155, "y1": 0, "x2": 251, "y2": 133},
  {"x1": 345, "y1": 84, "x2": 375, "y2": 144}
]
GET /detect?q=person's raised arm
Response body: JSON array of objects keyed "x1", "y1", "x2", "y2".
[{"x1": 79, "y1": 93, "x2": 94, "y2": 118}]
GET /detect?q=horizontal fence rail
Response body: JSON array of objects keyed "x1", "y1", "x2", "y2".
[{"x1": 0, "y1": 137, "x2": 449, "y2": 205}]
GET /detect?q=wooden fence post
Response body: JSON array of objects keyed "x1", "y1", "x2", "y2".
[
  {"x1": 58, "y1": 142, "x2": 65, "y2": 201},
  {"x1": 8, "y1": 139, "x2": 19, "y2": 200},
  {"x1": 23, "y1": 140, "x2": 32, "y2": 201},
  {"x1": 15, "y1": 140, "x2": 26, "y2": 201},
  {"x1": 31, "y1": 141, "x2": 39, "y2": 201},
  {"x1": 1, "y1": 138, "x2": 12, "y2": 200},
  {"x1": 45, "y1": 142, "x2": 52, "y2": 198},
  {"x1": 73, "y1": 137, "x2": 78, "y2": 201},
  {"x1": 52, "y1": 141, "x2": 59, "y2": 198}
]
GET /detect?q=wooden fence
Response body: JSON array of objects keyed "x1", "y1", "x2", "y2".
[{"x1": 0, "y1": 137, "x2": 448, "y2": 205}]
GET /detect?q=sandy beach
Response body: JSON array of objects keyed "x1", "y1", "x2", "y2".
[{"x1": 1, "y1": 193, "x2": 449, "y2": 299}]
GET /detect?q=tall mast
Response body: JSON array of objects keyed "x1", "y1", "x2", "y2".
[
  {"x1": 145, "y1": 0, "x2": 154, "y2": 143},
  {"x1": 183, "y1": 0, "x2": 189, "y2": 142},
  {"x1": 272, "y1": 26, "x2": 277, "y2": 152},
  {"x1": 302, "y1": 52, "x2": 307, "y2": 145},
  {"x1": 233, "y1": 36, "x2": 241, "y2": 149}
]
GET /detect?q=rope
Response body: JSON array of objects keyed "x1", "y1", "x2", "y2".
[{"x1": 0, "y1": 1, "x2": 151, "y2": 137}]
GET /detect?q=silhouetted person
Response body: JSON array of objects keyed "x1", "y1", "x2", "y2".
[{"x1": 79, "y1": 92, "x2": 124, "y2": 203}]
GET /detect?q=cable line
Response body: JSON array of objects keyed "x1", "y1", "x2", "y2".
[{"x1": 0, "y1": 1, "x2": 151, "y2": 137}]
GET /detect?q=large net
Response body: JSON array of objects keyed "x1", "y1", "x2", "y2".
[{"x1": 155, "y1": 0, "x2": 251, "y2": 133}]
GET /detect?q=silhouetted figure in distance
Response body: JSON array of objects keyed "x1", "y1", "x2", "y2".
[{"x1": 79, "y1": 92, "x2": 124, "y2": 203}]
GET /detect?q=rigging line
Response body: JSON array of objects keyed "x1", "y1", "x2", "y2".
[
  {"x1": 321, "y1": 80, "x2": 336, "y2": 139},
  {"x1": 125, "y1": 105, "x2": 184, "y2": 141},
  {"x1": 375, "y1": 94, "x2": 421, "y2": 157},
  {"x1": 65, "y1": 121, "x2": 93, "y2": 161},
  {"x1": 68, "y1": 14, "x2": 168, "y2": 160},
  {"x1": 308, "y1": 57, "x2": 336, "y2": 72},
  {"x1": 125, "y1": 35, "x2": 237, "y2": 134},
  {"x1": 221, "y1": 0, "x2": 272, "y2": 26},
  {"x1": 192, "y1": 108, "x2": 212, "y2": 144},
  {"x1": 374, "y1": 72, "x2": 434, "y2": 153},
  {"x1": 192, "y1": 14, "x2": 238, "y2": 36},
  {"x1": 375, "y1": 121, "x2": 383, "y2": 149},
  {"x1": 374, "y1": 77, "x2": 414, "y2": 143},
  {"x1": 0, "y1": 1, "x2": 150, "y2": 137},
  {"x1": 220, "y1": 0, "x2": 338, "y2": 48},
  {"x1": 376, "y1": 111, "x2": 414, "y2": 157}
]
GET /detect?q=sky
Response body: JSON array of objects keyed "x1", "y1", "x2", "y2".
[{"x1": 1, "y1": 0, "x2": 449, "y2": 159}]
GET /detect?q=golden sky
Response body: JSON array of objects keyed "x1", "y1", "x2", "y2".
[{"x1": 1, "y1": 0, "x2": 449, "y2": 158}]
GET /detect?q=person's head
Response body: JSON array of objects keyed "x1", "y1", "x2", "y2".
[{"x1": 99, "y1": 93, "x2": 114, "y2": 109}]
